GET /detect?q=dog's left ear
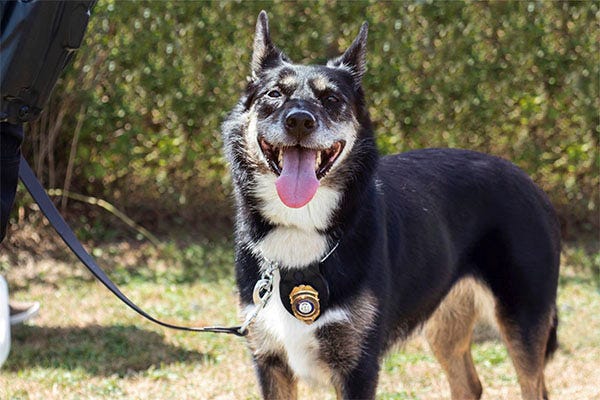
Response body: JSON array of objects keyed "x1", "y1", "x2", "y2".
[
  {"x1": 251, "y1": 11, "x2": 284, "y2": 77},
  {"x1": 328, "y1": 22, "x2": 369, "y2": 84}
]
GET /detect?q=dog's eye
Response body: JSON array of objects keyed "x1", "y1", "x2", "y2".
[
  {"x1": 267, "y1": 90, "x2": 282, "y2": 98},
  {"x1": 324, "y1": 95, "x2": 339, "y2": 103}
]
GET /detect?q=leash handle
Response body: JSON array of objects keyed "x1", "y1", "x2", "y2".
[{"x1": 18, "y1": 156, "x2": 245, "y2": 336}]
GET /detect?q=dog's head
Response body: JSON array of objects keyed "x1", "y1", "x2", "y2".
[
  {"x1": 247, "y1": 11, "x2": 368, "y2": 209},
  {"x1": 223, "y1": 11, "x2": 376, "y2": 229}
]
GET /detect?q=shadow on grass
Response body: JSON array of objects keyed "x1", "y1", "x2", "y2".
[
  {"x1": 472, "y1": 323, "x2": 501, "y2": 343},
  {"x1": 5, "y1": 324, "x2": 213, "y2": 376},
  {"x1": 4, "y1": 239, "x2": 236, "y2": 299}
]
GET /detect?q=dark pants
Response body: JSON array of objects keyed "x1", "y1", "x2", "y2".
[{"x1": 0, "y1": 122, "x2": 23, "y2": 243}]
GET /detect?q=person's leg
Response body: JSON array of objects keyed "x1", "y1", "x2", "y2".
[
  {"x1": 1, "y1": 121, "x2": 24, "y2": 242},
  {"x1": 0, "y1": 122, "x2": 23, "y2": 367},
  {"x1": 0, "y1": 122, "x2": 39, "y2": 366},
  {"x1": 0, "y1": 276, "x2": 10, "y2": 367}
]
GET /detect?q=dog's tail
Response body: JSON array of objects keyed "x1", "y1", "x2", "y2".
[{"x1": 545, "y1": 307, "x2": 559, "y2": 363}]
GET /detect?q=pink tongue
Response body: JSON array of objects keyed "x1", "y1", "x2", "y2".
[{"x1": 275, "y1": 147, "x2": 319, "y2": 208}]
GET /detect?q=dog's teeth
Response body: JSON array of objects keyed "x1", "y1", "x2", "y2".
[
  {"x1": 316, "y1": 151, "x2": 322, "y2": 169},
  {"x1": 278, "y1": 148, "x2": 283, "y2": 168}
]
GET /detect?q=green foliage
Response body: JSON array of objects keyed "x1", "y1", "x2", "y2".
[{"x1": 24, "y1": 0, "x2": 599, "y2": 233}]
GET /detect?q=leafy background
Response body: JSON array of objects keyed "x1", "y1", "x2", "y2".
[{"x1": 21, "y1": 0, "x2": 599, "y2": 238}]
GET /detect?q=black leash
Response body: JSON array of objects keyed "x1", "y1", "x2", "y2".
[{"x1": 18, "y1": 155, "x2": 246, "y2": 336}]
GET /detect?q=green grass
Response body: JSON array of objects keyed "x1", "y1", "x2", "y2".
[{"x1": 1, "y1": 237, "x2": 599, "y2": 399}]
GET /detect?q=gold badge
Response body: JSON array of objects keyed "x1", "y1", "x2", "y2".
[{"x1": 289, "y1": 284, "x2": 320, "y2": 324}]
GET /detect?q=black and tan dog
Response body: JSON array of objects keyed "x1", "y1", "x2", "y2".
[{"x1": 222, "y1": 11, "x2": 560, "y2": 400}]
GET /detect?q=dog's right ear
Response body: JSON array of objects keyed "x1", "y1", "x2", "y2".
[{"x1": 251, "y1": 11, "x2": 283, "y2": 78}]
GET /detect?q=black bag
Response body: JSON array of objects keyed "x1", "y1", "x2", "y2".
[
  {"x1": 0, "y1": 0, "x2": 96, "y2": 125},
  {"x1": 0, "y1": 0, "x2": 95, "y2": 241}
]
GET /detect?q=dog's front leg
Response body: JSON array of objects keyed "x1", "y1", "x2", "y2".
[
  {"x1": 336, "y1": 359, "x2": 380, "y2": 400},
  {"x1": 316, "y1": 306, "x2": 382, "y2": 399},
  {"x1": 326, "y1": 338, "x2": 381, "y2": 400},
  {"x1": 253, "y1": 353, "x2": 298, "y2": 400}
]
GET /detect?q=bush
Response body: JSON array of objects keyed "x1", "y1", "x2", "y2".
[{"x1": 23, "y1": 0, "x2": 599, "y2": 235}]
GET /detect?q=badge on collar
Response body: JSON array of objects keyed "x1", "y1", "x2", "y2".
[
  {"x1": 289, "y1": 284, "x2": 320, "y2": 324},
  {"x1": 279, "y1": 263, "x2": 330, "y2": 324}
]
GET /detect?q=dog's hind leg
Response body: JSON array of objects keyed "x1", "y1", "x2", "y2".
[
  {"x1": 425, "y1": 278, "x2": 485, "y2": 400},
  {"x1": 253, "y1": 353, "x2": 298, "y2": 400},
  {"x1": 482, "y1": 224, "x2": 559, "y2": 399},
  {"x1": 495, "y1": 307, "x2": 557, "y2": 400}
]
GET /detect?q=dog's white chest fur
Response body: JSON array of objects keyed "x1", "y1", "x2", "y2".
[
  {"x1": 254, "y1": 226, "x2": 328, "y2": 267},
  {"x1": 248, "y1": 226, "x2": 348, "y2": 384}
]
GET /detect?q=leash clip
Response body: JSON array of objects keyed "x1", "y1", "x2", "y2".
[
  {"x1": 238, "y1": 261, "x2": 278, "y2": 335},
  {"x1": 252, "y1": 278, "x2": 272, "y2": 305}
]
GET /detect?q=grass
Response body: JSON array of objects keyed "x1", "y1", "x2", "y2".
[{"x1": 1, "y1": 228, "x2": 599, "y2": 399}]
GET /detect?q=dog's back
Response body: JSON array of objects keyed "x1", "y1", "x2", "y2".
[{"x1": 379, "y1": 148, "x2": 560, "y2": 276}]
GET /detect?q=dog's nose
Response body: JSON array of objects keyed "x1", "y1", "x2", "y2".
[{"x1": 285, "y1": 110, "x2": 317, "y2": 138}]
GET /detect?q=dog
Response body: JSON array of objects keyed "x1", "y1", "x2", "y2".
[{"x1": 221, "y1": 11, "x2": 560, "y2": 400}]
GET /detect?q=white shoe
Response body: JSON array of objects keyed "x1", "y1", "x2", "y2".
[
  {"x1": 0, "y1": 276, "x2": 10, "y2": 368},
  {"x1": 9, "y1": 300, "x2": 40, "y2": 325}
]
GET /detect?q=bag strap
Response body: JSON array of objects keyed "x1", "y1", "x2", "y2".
[{"x1": 18, "y1": 155, "x2": 245, "y2": 336}]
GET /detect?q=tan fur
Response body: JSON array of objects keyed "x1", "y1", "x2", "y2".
[
  {"x1": 425, "y1": 278, "x2": 494, "y2": 399},
  {"x1": 425, "y1": 278, "x2": 555, "y2": 400},
  {"x1": 496, "y1": 311, "x2": 555, "y2": 400},
  {"x1": 334, "y1": 385, "x2": 343, "y2": 400},
  {"x1": 280, "y1": 74, "x2": 299, "y2": 88},
  {"x1": 310, "y1": 76, "x2": 330, "y2": 92},
  {"x1": 254, "y1": 353, "x2": 298, "y2": 400}
]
